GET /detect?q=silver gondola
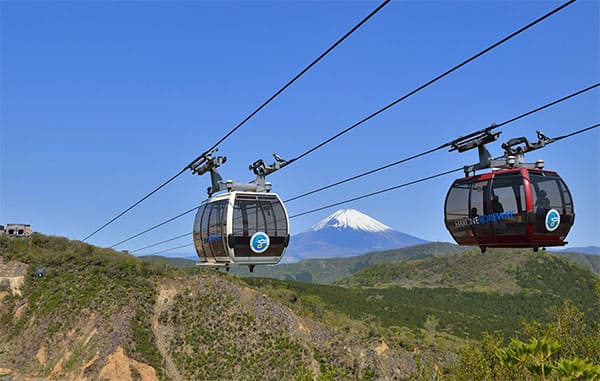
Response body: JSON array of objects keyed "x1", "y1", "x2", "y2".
[{"x1": 190, "y1": 151, "x2": 290, "y2": 272}]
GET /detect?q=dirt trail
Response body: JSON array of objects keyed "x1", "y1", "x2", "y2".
[{"x1": 152, "y1": 281, "x2": 184, "y2": 381}]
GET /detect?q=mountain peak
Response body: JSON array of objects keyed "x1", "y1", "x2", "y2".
[{"x1": 312, "y1": 209, "x2": 392, "y2": 232}]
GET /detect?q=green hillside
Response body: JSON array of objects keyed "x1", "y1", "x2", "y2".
[
  {"x1": 0, "y1": 234, "x2": 463, "y2": 380},
  {"x1": 2, "y1": 234, "x2": 598, "y2": 380},
  {"x1": 138, "y1": 255, "x2": 197, "y2": 268},
  {"x1": 233, "y1": 242, "x2": 467, "y2": 284},
  {"x1": 0, "y1": 234, "x2": 166, "y2": 379},
  {"x1": 336, "y1": 248, "x2": 598, "y2": 292},
  {"x1": 554, "y1": 251, "x2": 600, "y2": 275},
  {"x1": 334, "y1": 248, "x2": 600, "y2": 329},
  {"x1": 244, "y1": 273, "x2": 599, "y2": 341}
]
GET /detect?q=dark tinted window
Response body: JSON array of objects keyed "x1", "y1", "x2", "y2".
[
  {"x1": 530, "y1": 172, "x2": 575, "y2": 236},
  {"x1": 558, "y1": 178, "x2": 573, "y2": 215},
  {"x1": 232, "y1": 194, "x2": 288, "y2": 258},
  {"x1": 193, "y1": 204, "x2": 207, "y2": 261},
  {"x1": 531, "y1": 174, "x2": 562, "y2": 212},
  {"x1": 445, "y1": 181, "x2": 471, "y2": 239},
  {"x1": 490, "y1": 174, "x2": 526, "y2": 235},
  {"x1": 192, "y1": 200, "x2": 228, "y2": 260},
  {"x1": 470, "y1": 180, "x2": 493, "y2": 238},
  {"x1": 206, "y1": 200, "x2": 228, "y2": 258}
]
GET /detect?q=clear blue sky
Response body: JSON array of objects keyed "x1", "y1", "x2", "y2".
[{"x1": 1, "y1": 1, "x2": 598, "y2": 255}]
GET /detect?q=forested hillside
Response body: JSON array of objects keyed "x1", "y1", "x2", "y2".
[
  {"x1": 232, "y1": 242, "x2": 467, "y2": 284},
  {"x1": 555, "y1": 251, "x2": 600, "y2": 275},
  {"x1": 337, "y1": 247, "x2": 599, "y2": 293}
]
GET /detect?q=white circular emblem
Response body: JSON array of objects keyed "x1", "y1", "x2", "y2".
[
  {"x1": 250, "y1": 232, "x2": 270, "y2": 254},
  {"x1": 545, "y1": 209, "x2": 560, "y2": 232}
]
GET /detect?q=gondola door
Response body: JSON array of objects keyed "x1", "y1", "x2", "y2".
[{"x1": 486, "y1": 171, "x2": 528, "y2": 245}]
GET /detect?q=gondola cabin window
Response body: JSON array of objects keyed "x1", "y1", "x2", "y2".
[
  {"x1": 193, "y1": 204, "x2": 207, "y2": 262},
  {"x1": 529, "y1": 172, "x2": 574, "y2": 235},
  {"x1": 207, "y1": 200, "x2": 228, "y2": 258},
  {"x1": 490, "y1": 173, "x2": 526, "y2": 236},
  {"x1": 231, "y1": 194, "x2": 288, "y2": 258},
  {"x1": 471, "y1": 180, "x2": 492, "y2": 238},
  {"x1": 194, "y1": 200, "x2": 227, "y2": 261},
  {"x1": 444, "y1": 182, "x2": 470, "y2": 239}
]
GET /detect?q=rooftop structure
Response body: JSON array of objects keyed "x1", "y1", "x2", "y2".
[{"x1": 0, "y1": 224, "x2": 32, "y2": 237}]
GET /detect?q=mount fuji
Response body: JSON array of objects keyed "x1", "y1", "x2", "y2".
[{"x1": 283, "y1": 209, "x2": 427, "y2": 262}]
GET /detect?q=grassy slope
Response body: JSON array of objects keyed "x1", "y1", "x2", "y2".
[
  {"x1": 336, "y1": 248, "x2": 598, "y2": 292},
  {"x1": 0, "y1": 234, "x2": 165, "y2": 379},
  {"x1": 3, "y1": 235, "x2": 597, "y2": 379},
  {"x1": 554, "y1": 251, "x2": 600, "y2": 275},
  {"x1": 335, "y1": 248, "x2": 531, "y2": 292},
  {"x1": 0, "y1": 234, "x2": 457, "y2": 380},
  {"x1": 330, "y1": 248, "x2": 600, "y2": 336},
  {"x1": 155, "y1": 274, "x2": 436, "y2": 380},
  {"x1": 138, "y1": 255, "x2": 197, "y2": 268},
  {"x1": 233, "y1": 242, "x2": 467, "y2": 284}
]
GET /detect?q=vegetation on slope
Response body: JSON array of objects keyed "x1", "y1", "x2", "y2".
[
  {"x1": 447, "y1": 301, "x2": 600, "y2": 380},
  {"x1": 154, "y1": 274, "x2": 423, "y2": 380},
  {"x1": 242, "y1": 275, "x2": 600, "y2": 341},
  {"x1": 0, "y1": 234, "x2": 166, "y2": 379},
  {"x1": 138, "y1": 255, "x2": 197, "y2": 268},
  {"x1": 337, "y1": 248, "x2": 599, "y2": 297},
  {"x1": 554, "y1": 251, "x2": 600, "y2": 275},
  {"x1": 0, "y1": 234, "x2": 448, "y2": 380},
  {"x1": 337, "y1": 247, "x2": 529, "y2": 291},
  {"x1": 2, "y1": 234, "x2": 598, "y2": 380},
  {"x1": 233, "y1": 242, "x2": 467, "y2": 284},
  {"x1": 155, "y1": 275, "x2": 315, "y2": 380}
]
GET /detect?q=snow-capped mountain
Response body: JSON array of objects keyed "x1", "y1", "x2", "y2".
[
  {"x1": 284, "y1": 209, "x2": 427, "y2": 262},
  {"x1": 312, "y1": 209, "x2": 392, "y2": 232}
]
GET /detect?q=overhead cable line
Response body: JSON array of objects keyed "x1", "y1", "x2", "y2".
[
  {"x1": 186, "y1": 0, "x2": 391, "y2": 167},
  {"x1": 103, "y1": 0, "x2": 577, "y2": 247},
  {"x1": 132, "y1": 167, "x2": 462, "y2": 256},
  {"x1": 494, "y1": 82, "x2": 599, "y2": 128},
  {"x1": 129, "y1": 233, "x2": 190, "y2": 253},
  {"x1": 82, "y1": 169, "x2": 188, "y2": 243},
  {"x1": 553, "y1": 123, "x2": 599, "y2": 140},
  {"x1": 132, "y1": 122, "x2": 599, "y2": 255},
  {"x1": 82, "y1": 0, "x2": 391, "y2": 243},
  {"x1": 285, "y1": 0, "x2": 576, "y2": 166},
  {"x1": 288, "y1": 123, "x2": 599, "y2": 220},
  {"x1": 288, "y1": 168, "x2": 463, "y2": 218},
  {"x1": 284, "y1": 82, "x2": 599, "y2": 202},
  {"x1": 110, "y1": 82, "x2": 597, "y2": 248},
  {"x1": 143, "y1": 243, "x2": 195, "y2": 257},
  {"x1": 110, "y1": 206, "x2": 198, "y2": 248}
]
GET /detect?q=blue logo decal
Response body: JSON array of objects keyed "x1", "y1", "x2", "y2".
[
  {"x1": 454, "y1": 210, "x2": 515, "y2": 229},
  {"x1": 545, "y1": 209, "x2": 560, "y2": 232},
  {"x1": 250, "y1": 232, "x2": 270, "y2": 254}
]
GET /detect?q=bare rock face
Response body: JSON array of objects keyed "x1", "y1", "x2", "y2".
[
  {"x1": 0, "y1": 257, "x2": 27, "y2": 296},
  {"x1": 99, "y1": 346, "x2": 157, "y2": 381}
]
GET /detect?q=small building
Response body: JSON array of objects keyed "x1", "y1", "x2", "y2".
[{"x1": 0, "y1": 224, "x2": 32, "y2": 237}]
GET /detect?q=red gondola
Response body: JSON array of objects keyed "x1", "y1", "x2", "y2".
[{"x1": 444, "y1": 129, "x2": 574, "y2": 252}]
